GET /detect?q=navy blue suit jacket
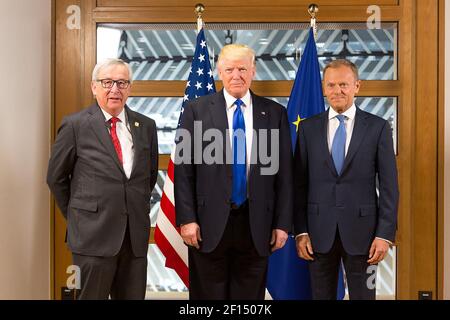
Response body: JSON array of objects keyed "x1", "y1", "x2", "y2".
[
  {"x1": 174, "y1": 90, "x2": 293, "y2": 256},
  {"x1": 293, "y1": 107, "x2": 399, "y2": 255}
]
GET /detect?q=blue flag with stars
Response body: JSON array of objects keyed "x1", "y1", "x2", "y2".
[
  {"x1": 180, "y1": 28, "x2": 216, "y2": 123},
  {"x1": 267, "y1": 28, "x2": 345, "y2": 300}
]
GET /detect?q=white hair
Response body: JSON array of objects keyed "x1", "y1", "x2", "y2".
[{"x1": 91, "y1": 58, "x2": 133, "y2": 82}]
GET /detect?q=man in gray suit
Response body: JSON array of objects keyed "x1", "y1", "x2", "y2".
[{"x1": 47, "y1": 58, "x2": 158, "y2": 299}]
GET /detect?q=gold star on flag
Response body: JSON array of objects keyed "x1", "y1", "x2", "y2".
[{"x1": 293, "y1": 115, "x2": 304, "y2": 132}]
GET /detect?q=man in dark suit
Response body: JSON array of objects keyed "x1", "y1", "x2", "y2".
[
  {"x1": 294, "y1": 59, "x2": 399, "y2": 300},
  {"x1": 174, "y1": 44, "x2": 293, "y2": 299},
  {"x1": 47, "y1": 58, "x2": 158, "y2": 299}
]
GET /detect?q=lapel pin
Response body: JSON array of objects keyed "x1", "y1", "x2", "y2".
[
  {"x1": 261, "y1": 111, "x2": 266, "y2": 115},
  {"x1": 134, "y1": 122, "x2": 140, "y2": 127}
]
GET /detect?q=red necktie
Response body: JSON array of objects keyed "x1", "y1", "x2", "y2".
[{"x1": 109, "y1": 117, "x2": 123, "y2": 165}]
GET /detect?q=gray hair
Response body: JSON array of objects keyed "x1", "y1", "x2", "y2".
[{"x1": 91, "y1": 58, "x2": 133, "y2": 82}]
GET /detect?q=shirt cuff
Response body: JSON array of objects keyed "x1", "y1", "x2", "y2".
[
  {"x1": 376, "y1": 237, "x2": 393, "y2": 245},
  {"x1": 295, "y1": 233, "x2": 309, "y2": 240}
]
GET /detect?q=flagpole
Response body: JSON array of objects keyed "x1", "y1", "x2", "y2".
[
  {"x1": 195, "y1": 3, "x2": 205, "y2": 33},
  {"x1": 308, "y1": 3, "x2": 319, "y2": 40},
  {"x1": 195, "y1": 3, "x2": 214, "y2": 68}
]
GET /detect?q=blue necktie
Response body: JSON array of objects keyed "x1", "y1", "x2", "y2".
[
  {"x1": 331, "y1": 114, "x2": 347, "y2": 175},
  {"x1": 231, "y1": 99, "x2": 247, "y2": 206}
]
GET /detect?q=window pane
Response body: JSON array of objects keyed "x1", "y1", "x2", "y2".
[
  {"x1": 97, "y1": 22, "x2": 397, "y2": 81},
  {"x1": 127, "y1": 97, "x2": 181, "y2": 154},
  {"x1": 377, "y1": 246, "x2": 396, "y2": 299},
  {"x1": 150, "y1": 170, "x2": 165, "y2": 227},
  {"x1": 355, "y1": 97, "x2": 397, "y2": 154},
  {"x1": 147, "y1": 244, "x2": 188, "y2": 294}
]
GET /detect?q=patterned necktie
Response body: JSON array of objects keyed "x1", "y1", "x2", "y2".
[
  {"x1": 231, "y1": 99, "x2": 247, "y2": 206},
  {"x1": 109, "y1": 117, "x2": 123, "y2": 165},
  {"x1": 331, "y1": 114, "x2": 346, "y2": 175}
]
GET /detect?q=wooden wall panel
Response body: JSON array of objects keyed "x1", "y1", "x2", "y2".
[
  {"x1": 97, "y1": 0, "x2": 400, "y2": 7},
  {"x1": 412, "y1": 0, "x2": 438, "y2": 298},
  {"x1": 437, "y1": 0, "x2": 445, "y2": 300},
  {"x1": 396, "y1": 0, "x2": 414, "y2": 299},
  {"x1": 130, "y1": 80, "x2": 401, "y2": 97},
  {"x1": 92, "y1": 6, "x2": 401, "y2": 23},
  {"x1": 53, "y1": 0, "x2": 83, "y2": 300}
]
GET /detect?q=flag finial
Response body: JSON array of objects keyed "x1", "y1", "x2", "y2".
[
  {"x1": 308, "y1": 3, "x2": 319, "y2": 39},
  {"x1": 195, "y1": 3, "x2": 205, "y2": 32}
]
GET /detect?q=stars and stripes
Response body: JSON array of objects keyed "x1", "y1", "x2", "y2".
[{"x1": 154, "y1": 28, "x2": 216, "y2": 287}]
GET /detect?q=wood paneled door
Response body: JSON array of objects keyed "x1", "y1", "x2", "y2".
[{"x1": 52, "y1": 0, "x2": 442, "y2": 299}]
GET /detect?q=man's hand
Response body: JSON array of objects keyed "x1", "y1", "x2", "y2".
[
  {"x1": 270, "y1": 229, "x2": 288, "y2": 252},
  {"x1": 296, "y1": 234, "x2": 314, "y2": 261},
  {"x1": 180, "y1": 222, "x2": 202, "y2": 249},
  {"x1": 367, "y1": 238, "x2": 390, "y2": 265}
]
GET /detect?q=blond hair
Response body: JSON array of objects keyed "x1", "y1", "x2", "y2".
[{"x1": 217, "y1": 44, "x2": 256, "y2": 67}]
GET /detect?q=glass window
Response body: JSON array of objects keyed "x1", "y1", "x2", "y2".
[
  {"x1": 147, "y1": 244, "x2": 188, "y2": 295},
  {"x1": 97, "y1": 22, "x2": 397, "y2": 81},
  {"x1": 127, "y1": 97, "x2": 182, "y2": 154}
]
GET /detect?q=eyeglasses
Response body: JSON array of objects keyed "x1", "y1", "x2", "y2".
[{"x1": 96, "y1": 79, "x2": 131, "y2": 89}]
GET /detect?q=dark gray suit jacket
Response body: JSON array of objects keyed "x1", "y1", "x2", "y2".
[
  {"x1": 294, "y1": 107, "x2": 399, "y2": 255},
  {"x1": 47, "y1": 104, "x2": 158, "y2": 257},
  {"x1": 174, "y1": 90, "x2": 293, "y2": 257}
]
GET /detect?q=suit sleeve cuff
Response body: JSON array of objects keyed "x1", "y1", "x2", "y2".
[{"x1": 376, "y1": 237, "x2": 393, "y2": 245}]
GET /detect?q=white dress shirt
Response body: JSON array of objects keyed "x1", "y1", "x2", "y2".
[
  {"x1": 327, "y1": 103, "x2": 356, "y2": 155},
  {"x1": 224, "y1": 89, "x2": 253, "y2": 177},
  {"x1": 101, "y1": 107, "x2": 135, "y2": 179}
]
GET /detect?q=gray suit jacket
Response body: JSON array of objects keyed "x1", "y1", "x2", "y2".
[{"x1": 47, "y1": 104, "x2": 158, "y2": 257}]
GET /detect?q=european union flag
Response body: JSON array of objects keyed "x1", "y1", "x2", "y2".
[{"x1": 267, "y1": 28, "x2": 345, "y2": 300}]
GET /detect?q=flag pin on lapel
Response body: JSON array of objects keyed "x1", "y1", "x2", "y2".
[{"x1": 134, "y1": 122, "x2": 140, "y2": 127}]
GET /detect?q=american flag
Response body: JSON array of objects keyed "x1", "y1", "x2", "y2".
[{"x1": 154, "y1": 28, "x2": 216, "y2": 287}]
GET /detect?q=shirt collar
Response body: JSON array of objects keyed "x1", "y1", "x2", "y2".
[
  {"x1": 328, "y1": 103, "x2": 356, "y2": 121},
  {"x1": 223, "y1": 89, "x2": 251, "y2": 110},
  {"x1": 101, "y1": 106, "x2": 127, "y2": 124}
]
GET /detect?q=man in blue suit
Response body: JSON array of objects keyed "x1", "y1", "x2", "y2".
[
  {"x1": 294, "y1": 59, "x2": 399, "y2": 300},
  {"x1": 175, "y1": 44, "x2": 293, "y2": 299}
]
